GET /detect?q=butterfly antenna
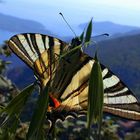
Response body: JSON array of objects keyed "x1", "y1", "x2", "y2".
[
  {"x1": 95, "y1": 33, "x2": 109, "y2": 38},
  {"x1": 59, "y1": 12, "x2": 77, "y2": 37}
]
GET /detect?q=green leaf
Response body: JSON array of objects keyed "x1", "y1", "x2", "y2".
[
  {"x1": 26, "y1": 83, "x2": 49, "y2": 140},
  {"x1": 85, "y1": 19, "x2": 92, "y2": 44},
  {"x1": 0, "y1": 105, "x2": 4, "y2": 113},
  {"x1": 87, "y1": 52, "x2": 104, "y2": 131},
  {"x1": 0, "y1": 83, "x2": 35, "y2": 138},
  {"x1": 60, "y1": 45, "x2": 82, "y2": 59},
  {"x1": 79, "y1": 31, "x2": 84, "y2": 42},
  {"x1": 1, "y1": 115, "x2": 20, "y2": 138},
  {"x1": 0, "y1": 129, "x2": 11, "y2": 140},
  {"x1": 2, "y1": 83, "x2": 35, "y2": 117}
]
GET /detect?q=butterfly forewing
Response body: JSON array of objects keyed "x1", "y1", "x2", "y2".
[{"x1": 8, "y1": 33, "x2": 68, "y2": 86}]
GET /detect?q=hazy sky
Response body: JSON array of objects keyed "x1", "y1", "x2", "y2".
[{"x1": 0, "y1": 0, "x2": 140, "y2": 36}]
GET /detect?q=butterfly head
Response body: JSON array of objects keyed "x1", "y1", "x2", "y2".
[{"x1": 70, "y1": 37, "x2": 82, "y2": 49}]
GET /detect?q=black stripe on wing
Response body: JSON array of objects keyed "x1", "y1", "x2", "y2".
[{"x1": 101, "y1": 64, "x2": 140, "y2": 120}]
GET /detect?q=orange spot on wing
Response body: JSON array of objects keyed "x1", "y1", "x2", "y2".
[{"x1": 49, "y1": 95, "x2": 60, "y2": 108}]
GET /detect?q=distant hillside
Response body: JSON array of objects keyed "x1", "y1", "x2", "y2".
[
  {"x1": 7, "y1": 66, "x2": 35, "y2": 89},
  {"x1": 79, "y1": 21, "x2": 140, "y2": 36},
  {"x1": 0, "y1": 29, "x2": 14, "y2": 44},
  {"x1": 0, "y1": 13, "x2": 52, "y2": 34},
  {"x1": 0, "y1": 13, "x2": 54, "y2": 44},
  {"x1": 1, "y1": 13, "x2": 140, "y2": 44}
]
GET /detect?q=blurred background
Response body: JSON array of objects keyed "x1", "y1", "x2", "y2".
[{"x1": 0, "y1": 1, "x2": 140, "y2": 139}]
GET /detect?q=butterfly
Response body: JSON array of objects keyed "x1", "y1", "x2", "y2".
[{"x1": 8, "y1": 33, "x2": 140, "y2": 122}]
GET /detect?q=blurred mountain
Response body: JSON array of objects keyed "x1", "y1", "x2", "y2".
[
  {"x1": 0, "y1": 30, "x2": 14, "y2": 43},
  {"x1": 79, "y1": 21, "x2": 140, "y2": 36},
  {"x1": 0, "y1": 12, "x2": 55, "y2": 44},
  {"x1": 0, "y1": 13, "x2": 53, "y2": 34},
  {"x1": 1, "y1": 13, "x2": 140, "y2": 44},
  {"x1": 7, "y1": 65, "x2": 35, "y2": 89},
  {"x1": 61, "y1": 21, "x2": 140, "y2": 42}
]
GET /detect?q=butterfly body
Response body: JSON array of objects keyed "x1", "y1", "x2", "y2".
[{"x1": 8, "y1": 33, "x2": 140, "y2": 121}]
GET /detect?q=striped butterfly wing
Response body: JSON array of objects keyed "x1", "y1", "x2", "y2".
[
  {"x1": 101, "y1": 65, "x2": 140, "y2": 120},
  {"x1": 8, "y1": 33, "x2": 140, "y2": 122},
  {"x1": 48, "y1": 53, "x2": 140, "y2": 121},
  {"x1": 8, "y1": 33, "x2": 68, "y2": 87}
]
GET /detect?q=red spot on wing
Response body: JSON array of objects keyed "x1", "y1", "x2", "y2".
[{"x1": 50, "y1": 95, "x2": 60, "y2": 108}]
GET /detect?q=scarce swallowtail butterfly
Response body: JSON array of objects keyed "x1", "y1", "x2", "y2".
[{"x1": 8, "y1": 33, "x2": 140, "y2": 122}]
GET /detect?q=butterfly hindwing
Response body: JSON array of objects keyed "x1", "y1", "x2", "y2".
[
  {"x1": 50, "y1": 56, "x2": 140, "y2": 121},
  {"x1": 102, "y1": 64, "x2": 140, "y2": 120}
]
